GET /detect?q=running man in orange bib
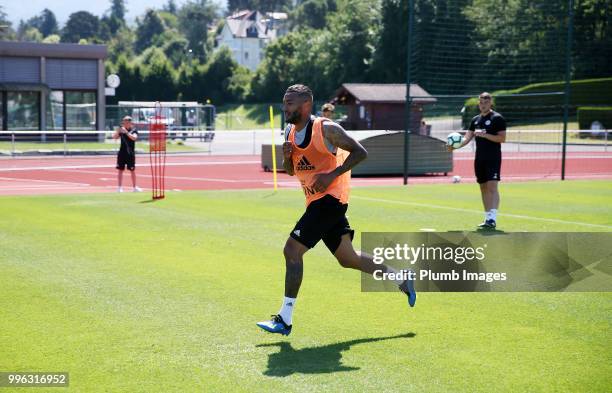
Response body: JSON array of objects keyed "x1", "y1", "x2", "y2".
[{"x1": 256, "y1": 84, "x2": 416, "y2": 336}]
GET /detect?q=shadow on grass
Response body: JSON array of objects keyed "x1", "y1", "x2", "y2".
[
  {"x1": 139, "y1": 198, "x2": 162, "y2": 204},
  {"x1": 262, "y1": 191, "x2": 278, "y2": 198},
  {"x1": 473, "y1": 228, "x2": 510, "y2": 236},
  {"x1": 256, "y1": 333, "x2": 415, "y2": 377},
  {"x1": 447, "y1": 228, "x2": 510, "y2": 236}
]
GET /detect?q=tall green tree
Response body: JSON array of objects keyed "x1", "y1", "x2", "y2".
[
  {"x1": 371, "y1": 0, "x2": 476, "y2": 94},
  {"x1": 134, "y1": 9, "x2": 166, "y2": 53},
  {"x1": 322, "y1": 0, "x2": 378, "y2": 90},
  {"x1": 158, "y1": 11, "x2": 179, "y2": 30},
  {"x1": 250, "y1": 31, "x2": 302, "y2": 101},
  {"x1": 177, "y1": 1, "x2": 218, "y2": 62},
  {"x1": 176, "y1": 61, "x2": 204, "y2": 101},
  {"x1": 573, "y1": 0, "x2": 612, "y2": 78},
  {"x1": 288, "y1": 0, "x2": 334, "y2": 30},
  {"x1": 110, "y1": 0, "x2": 127, "y2": 21},
  {"x1": 112, "y1": 56, "x2": 144, "y2": 102},
  {"x1": 0, "y1": 9, "x2": 15, "y2": 41},
  {"x1": 61, "y1": 11, "x2": 100, "y2": 43},
  {"x1": 39, "y1": 9, "x2": 59, "y2": 37},
  {"x1": 0, "y1": 6, "x2": 16, "y2": 41},
  {"x1": 107, "y1": 27, "x2": 135, "y2": 63},
  {"x1": 227, "y1": 65, "x2": 252, "y2": 101},
  {"x1": 17, "y1": 9, "x2": 59, "y2": 38},
  {"x1": 464, "y1": 0, "x2": 567, "y2": 90},
  {"x1": 140, "y1": 48, "x2": 177, "y2": 101},
  {"x1": 163, "y1": 0, "x2": 179, "y2": 14},
  {"x1": 177, "y1": 47, "x2": 246, "y2": 104},
  {"x1": 202, "y1": 46, "x2": 242, "y2": 103},
  {"x1": 101, "y1": 0, "x2": 127, "y2": 36},
  {"x1": 370, "y1": 0, "x2": 408, "y2": 83},
  {"x1": 162, "y1": 33, "x2": 190, "y2": 68}
]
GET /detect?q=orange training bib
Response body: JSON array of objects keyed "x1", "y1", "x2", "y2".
[{"x1": 289, "y1": 117, "x2": 350, "y2": 206}]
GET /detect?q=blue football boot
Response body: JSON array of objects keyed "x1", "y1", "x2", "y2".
[
  {"x1": 399, "y1": 273, "x2": 417, "y2": 308},
  {"x1": 256, "y1": 314, "x2": 292, "y2": 336}
]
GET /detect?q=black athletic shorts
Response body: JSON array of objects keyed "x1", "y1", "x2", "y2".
[
  {"x1": 116, "y1": 152, "x2": 136, "y2": 171},
  {"x1": 474, "y1": 156, "x2": 501, "y2": 184},
  {"x1": 290, "y1": 194, "x2": 355, "y2": 253}
]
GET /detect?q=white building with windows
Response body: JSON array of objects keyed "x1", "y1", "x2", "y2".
[{"x1": 216, "y1": 10, "x2": 287, "y2": 71}]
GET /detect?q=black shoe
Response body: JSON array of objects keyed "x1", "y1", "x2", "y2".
[{"x1": 478, "y1": 219, "x2": 496, "y2": 229}]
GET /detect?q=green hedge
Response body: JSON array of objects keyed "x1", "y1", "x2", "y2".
[
  {"x1": 577, "y1": 107, "x2": 612, "y2": 130},
  {"x1": 462, "y1": 77, "x2": 612, "y2": 127}
]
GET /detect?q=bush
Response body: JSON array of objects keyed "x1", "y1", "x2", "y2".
[{"x1": 462, "y1": 77, "x2": 612, "y2": 127}]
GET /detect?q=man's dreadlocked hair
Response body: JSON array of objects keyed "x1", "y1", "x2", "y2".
[{"x1": 285, "y1": 84, "x2": 313, "y2": 102}]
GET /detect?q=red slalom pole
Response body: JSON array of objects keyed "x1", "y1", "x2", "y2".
[{"x1": 149, "y1": 102, "x2": 167, "y2": 200}]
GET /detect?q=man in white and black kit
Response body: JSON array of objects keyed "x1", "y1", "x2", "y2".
[
  {"x1": 113, "y1": 116, "x2": 142, "y2": 193},
  {"x1": 450, "y1": 92, "x2": 506, "y2": 229}
]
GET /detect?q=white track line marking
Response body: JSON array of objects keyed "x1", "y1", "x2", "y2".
[
  {"x1": 0, "y1": 160, "x2": 259, "y2": 172},
  {"x1": 49, "y1": 168, "x2": 272, "y2": 184},
  {"x1": 0, "y1": 186, "x2": 99, "y2": 191},
  {"x1": 453, "y1": 154, "x2": 612, "y2": 160},
  {"x1": 0, "y1": 176, "x2": 90, "y2": 186},
  {"x1": 351, "y1": 195, "x2": 612, "y2": 229}
]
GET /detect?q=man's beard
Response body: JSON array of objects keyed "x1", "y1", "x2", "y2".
[{"x1": 285, "y1": 110, "x2": 302, "y2": 124}]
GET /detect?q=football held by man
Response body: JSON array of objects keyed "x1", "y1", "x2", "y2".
[{"x1": 256, "y1": 84, "x2": 416, "y2": 336}]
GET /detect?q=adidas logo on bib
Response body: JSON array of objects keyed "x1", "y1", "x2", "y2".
[{"x1": 296, "y1": 156, "x2": 315, "y2": 171}]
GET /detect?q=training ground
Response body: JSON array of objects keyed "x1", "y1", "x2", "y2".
[{"x1": 0, "y1": 149, "x2": 611, "y2": 392}]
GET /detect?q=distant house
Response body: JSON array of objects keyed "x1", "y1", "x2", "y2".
[
  {"x1": 331, "y1": 83, "x2": 436, "y2": 131},
  {"x1": 216, "y1": 10, "x2": 287, "y2": 71}
]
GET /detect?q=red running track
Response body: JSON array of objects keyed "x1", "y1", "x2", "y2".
[{"x1": 0, "y1": 152, "x2": 610, "y2": 196}]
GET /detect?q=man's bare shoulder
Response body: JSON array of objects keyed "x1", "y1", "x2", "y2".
[{"x1": 321, "y1": 119, "x2": 345, "y2": 136}]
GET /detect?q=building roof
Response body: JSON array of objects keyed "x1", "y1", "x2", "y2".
[
  {"x1": 224, "y1": 10, "x2": 274, "y2": 39},
  {"x1": 265, "y1": 12, "x2": 288, "y2": 20},
  {"x1": 0, "y1": 41, "x2": 107, "y2": 59},
  {"x1": 334, "y1": 83, "x2": 436, "y2": 104}
]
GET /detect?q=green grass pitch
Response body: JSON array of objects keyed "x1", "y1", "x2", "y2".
[{"x1": 1, "y1": 180, "x2": 611, "y2": 392}]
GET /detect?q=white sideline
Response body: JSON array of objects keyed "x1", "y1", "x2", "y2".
[
  {"x1": 0, "y1": 176, "x2": 90, "y2": 186},
  {"x1": 351, "y1": 195, "x2": 612, "y2": 229},
  {"x1": 0, "y1": 160, "x2": 259, "y2": 172}
]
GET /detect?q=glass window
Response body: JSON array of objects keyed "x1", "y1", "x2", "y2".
[
  {"x1": 46, "y1": 91, "x2": 64, "y2": 130},
  {"x1": 7, "y1": 91, "x2": 40, "y2": 131},
  {"x1": 65, "y1": 91, "x2": 96, "y2": 130},
  {"x1": 0, "y1": 94, "x2": 4, "y2": 130}
]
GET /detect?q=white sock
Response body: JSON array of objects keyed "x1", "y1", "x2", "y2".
[
  {"x1": 278, "y1": 297, "x2": 296, "y2": 325},
  {"x1": 484, "y1": 211, "x2": 490, "y2": 221},
  {"x1": 385, "y1": 266, "x2": 406, "y2": 286},
  {"x1": 490, "y1": 209, "x2": 497, "y2": 221}
]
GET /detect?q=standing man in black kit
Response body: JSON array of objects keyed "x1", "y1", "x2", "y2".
[
  {"x1": 113, "y1": 116, "x2": 143, "y2": 193},
  {"x1": 450, "y1": 92, "x2": 506, "y2": 229}
]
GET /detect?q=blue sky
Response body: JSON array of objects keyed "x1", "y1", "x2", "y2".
[{"x1": 3, "y1": 0, "x2": 227, "y2": 27}]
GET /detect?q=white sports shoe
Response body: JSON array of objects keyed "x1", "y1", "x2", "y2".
[
  {"x1": 117, "y1": 187, "x2": 124, "y2": 193},
  {"x1": 133, "y1": 186, "x2": 143, "y2": 192}
]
